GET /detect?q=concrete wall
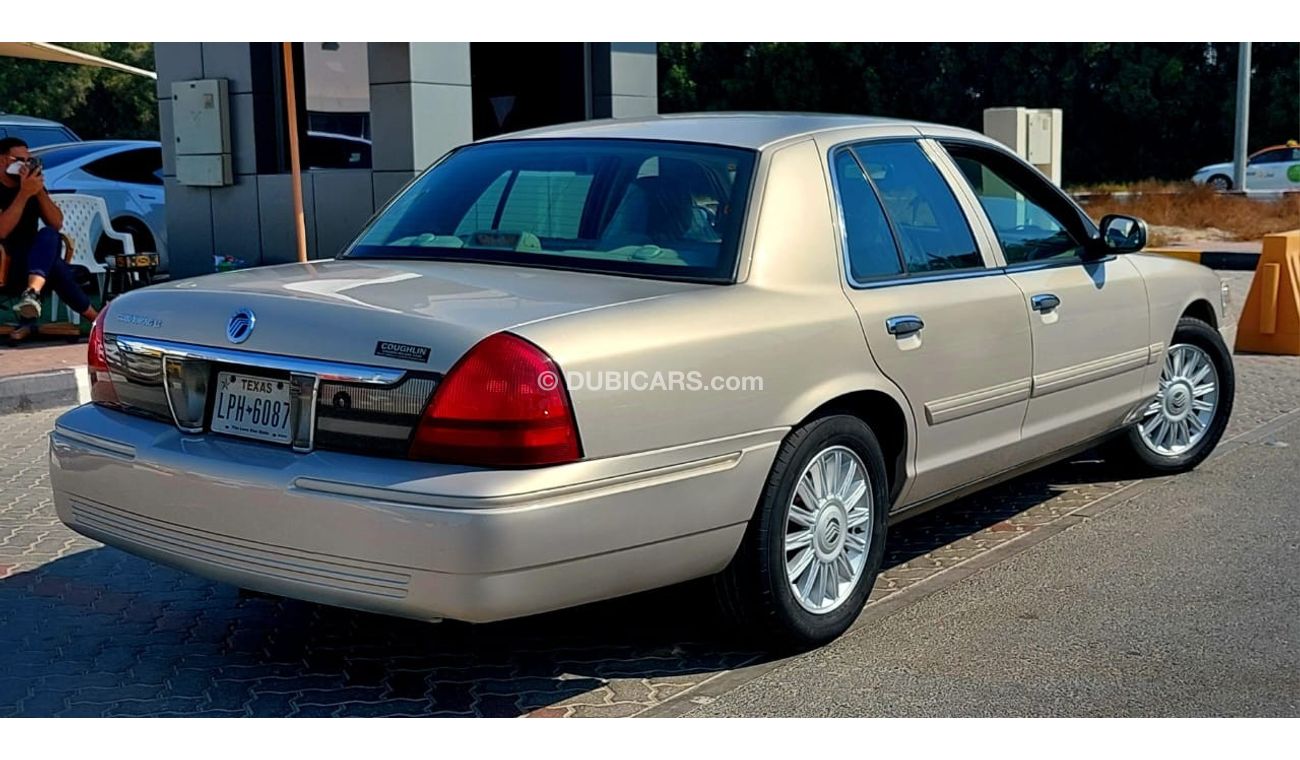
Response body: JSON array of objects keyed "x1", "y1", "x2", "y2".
[
  {"x1": 368, "y1": 41, "x2": 473, "y2": 199},
  {"x1": 589, "y1": 43, "x2": 658, "y2": 119},
  {"x1": 155, "y1": 42, "x2": 658, "y2": 279}
]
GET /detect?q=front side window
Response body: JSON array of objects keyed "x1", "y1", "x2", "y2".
[
  {"x1": 1250, "y1": 149, "x2": 1288, "y2": 165},
  {"x1": 349, "y1": 139, "x2": 755, "y2": 282},
  {"x1": 945, "y1": 144, "x2": 1085, "y2": 265},
  {"x1": 851, "y1": 142, "x2": 982, "y2": 273}
]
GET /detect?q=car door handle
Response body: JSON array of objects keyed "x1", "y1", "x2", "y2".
[
  {"x1": 885, "y1": 315, "x2": 925, "y2": 336},
  {"x1": 1031, "y1": 294, "x2": 1060, "y2": 313}
]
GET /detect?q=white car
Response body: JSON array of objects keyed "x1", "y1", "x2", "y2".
[
  {"x1": 1191, "y1": 142, "x2": 1300, "y2": 191},
  {"x1": 31, "y1": 140, "x2": 168, "y2": 272}
]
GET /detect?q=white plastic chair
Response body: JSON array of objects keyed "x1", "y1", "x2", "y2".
[{"x1": 40, "y1": 194, "x2": 135, "y2": 324}]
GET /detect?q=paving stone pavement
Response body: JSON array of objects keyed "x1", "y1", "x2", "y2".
[{"x1": 2, "y1": 279, "x2": 1297, "y2": 716}]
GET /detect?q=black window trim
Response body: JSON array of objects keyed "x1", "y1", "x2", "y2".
[{"x1": 827, "y1": 136, "x2": 991, "y2": 289}]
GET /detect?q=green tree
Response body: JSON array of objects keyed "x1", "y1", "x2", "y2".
[
  {"x1": 658, "y1": 43, "x2": 1300, "y2": 184},
  {"x1": 0, "y1": 43, "x2": 157, "y2": 140}
]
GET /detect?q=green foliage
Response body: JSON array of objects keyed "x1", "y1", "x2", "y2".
[
  {"x1": 658, "y1": 43, "x2": 1300, "y2": 184},
  {"x1": 0, "y1": 43, "x2": 157, "y2": 140}
]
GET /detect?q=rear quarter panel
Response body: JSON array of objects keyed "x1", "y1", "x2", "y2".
[{"x1": 514, "y1": 285, "x2": 901, "y2": 459}]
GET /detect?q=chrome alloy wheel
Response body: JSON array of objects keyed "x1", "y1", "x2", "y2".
[
  {"x1": 1139, "y1": 343, "x2": 1220, "y2": 457},
  {"x1": 784, "y1": 445, "x2": 873, "y2": 614}
]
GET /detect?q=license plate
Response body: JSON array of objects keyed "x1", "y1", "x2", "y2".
[{"x1": 211, "y1": 372, "x2": 293, "y2": 445}]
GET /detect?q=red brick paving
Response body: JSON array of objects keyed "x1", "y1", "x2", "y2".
[{"x1": 0, "y1": 343, "x2": 86, "y2": 378}]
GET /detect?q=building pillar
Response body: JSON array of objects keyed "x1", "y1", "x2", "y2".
[
  {"x1": 589, "y1": 43, "x2": 658, "y2": 119},
  {"x1": 155, "y1": 43, "x2": 288, "y2": 278},
  {"x1": 368, "y1": 43, "x2": 473, "y2": 207}
]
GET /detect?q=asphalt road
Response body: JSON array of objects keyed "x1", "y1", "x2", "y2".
[{"x1": 688, "y1": 416, "x2": 1300, "y2": 717}]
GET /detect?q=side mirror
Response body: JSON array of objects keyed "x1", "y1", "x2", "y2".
[{"x1": 1097, "y1": 214, "x2": 1148, "y2": 254}]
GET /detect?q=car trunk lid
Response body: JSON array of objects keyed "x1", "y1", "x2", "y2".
[{"x1": 106, "y1": 258, "x2": 705, "y2": 372}]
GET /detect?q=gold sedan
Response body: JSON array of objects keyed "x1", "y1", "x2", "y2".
[{"x1": 51, "y1": 114, "x2": 1235, "y2": 647}]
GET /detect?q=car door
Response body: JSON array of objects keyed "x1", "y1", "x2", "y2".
[
  {"x1": 830, "y1": 139, "x2": 1034, "y2": 505},
  {"x1": 1247, "y1": 148, "x2": 1300, "y2": 191},
  {"x1": 938, "y1": 141, "x2": 1152, "y2": 458},
  {"x1": 1285, "y1": 148, "x2": 1300, "y2": 192}
]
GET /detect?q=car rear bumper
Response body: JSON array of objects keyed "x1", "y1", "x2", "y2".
[{"x1": 50, "y1": 404, "x2": 781, "y2": 623}]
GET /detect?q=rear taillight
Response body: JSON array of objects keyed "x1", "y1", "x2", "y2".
[
  {"x1": 409, "y1": 333, "x2": 581, "y2": 467},
  {"x1": 87, "y1": 307, "x2": 118, "y2": 405}
]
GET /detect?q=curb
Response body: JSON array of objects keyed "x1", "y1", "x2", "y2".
[
  {"x1": 0, "y1": 367, "x2": 89, "y2": 415},
  {"x1": 1143, "y1": 248, "x2": 1260, "y2": 271}
]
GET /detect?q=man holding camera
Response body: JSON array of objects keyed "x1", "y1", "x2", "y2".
[{"x1": 0, "y1": 136, "x2": 97, "y2": 323}]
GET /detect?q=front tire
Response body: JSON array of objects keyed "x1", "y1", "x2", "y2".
[
  {"x1": 1207, "y1": 174, "x2": 1232, "y2": 192},
  {"x1": 1116, "y1": 317, "x2": 1234, "y2": 474},
  {"x1": 715, "y1": 415, "x2": 890, "y2": 649}
]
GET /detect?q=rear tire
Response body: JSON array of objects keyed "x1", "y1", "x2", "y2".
[
  {"x1": 715, "y1": 414, "x2": 889, "y2": 650},
  {"x1": 1113, "y1": 317, "x2": 1234, "y2": 474}
]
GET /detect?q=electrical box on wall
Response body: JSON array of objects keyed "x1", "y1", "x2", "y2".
[
  {"x1": 172, "y1": 79, "x2": 233, "y2": 187},
  {"x1": 982, "y1": 107, "x2": 1063, "y2": 186}
]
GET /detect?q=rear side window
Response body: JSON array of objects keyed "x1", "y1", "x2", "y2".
[
  {"x1": 851, "y1": 141, "x2": 981, "y2": 273},
  {"x1": 84, "y1": 148, "x2": 164, "y2": 186},
  {"x1": 832, "y1": 149, "x2": 904, "y2": 280}
]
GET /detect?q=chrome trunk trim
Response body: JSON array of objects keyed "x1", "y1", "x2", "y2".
[{"x1": 111, "y1": 336, "x2": 408, "y2": 386}]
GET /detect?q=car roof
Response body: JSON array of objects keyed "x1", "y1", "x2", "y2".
[
  {"x1": 34, "y1": 139, "x2": 158, "y2": 151},
  {"x1": 30, "y1": 140, "x2": 159, "y2": 168},
  {"x1": 1252, "y1": 142, "x2": 1299, "y2": 155},
  {"x1": 0, "y1": 113, "x2": 70, "y2": 128},
  {"x1": 482, "y1": 112, "x2": 979, "y2": 151}
]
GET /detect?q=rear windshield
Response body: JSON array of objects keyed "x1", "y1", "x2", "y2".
[{"x1": 345, "y1": 139, "x2": 757, "y2": 282}]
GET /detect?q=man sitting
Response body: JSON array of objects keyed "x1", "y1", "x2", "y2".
[{"x1": 0, "y1": 136, "x2": 98, "y2": 323}]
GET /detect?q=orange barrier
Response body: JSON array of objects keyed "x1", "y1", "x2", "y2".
[{"x1": 1234, "y1": 230, "x2": 1300, "y2": 356}]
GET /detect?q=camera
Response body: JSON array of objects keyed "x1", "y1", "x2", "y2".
[{"x1": 4, "y1": 156, "x2": 42, "y2": 176}]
